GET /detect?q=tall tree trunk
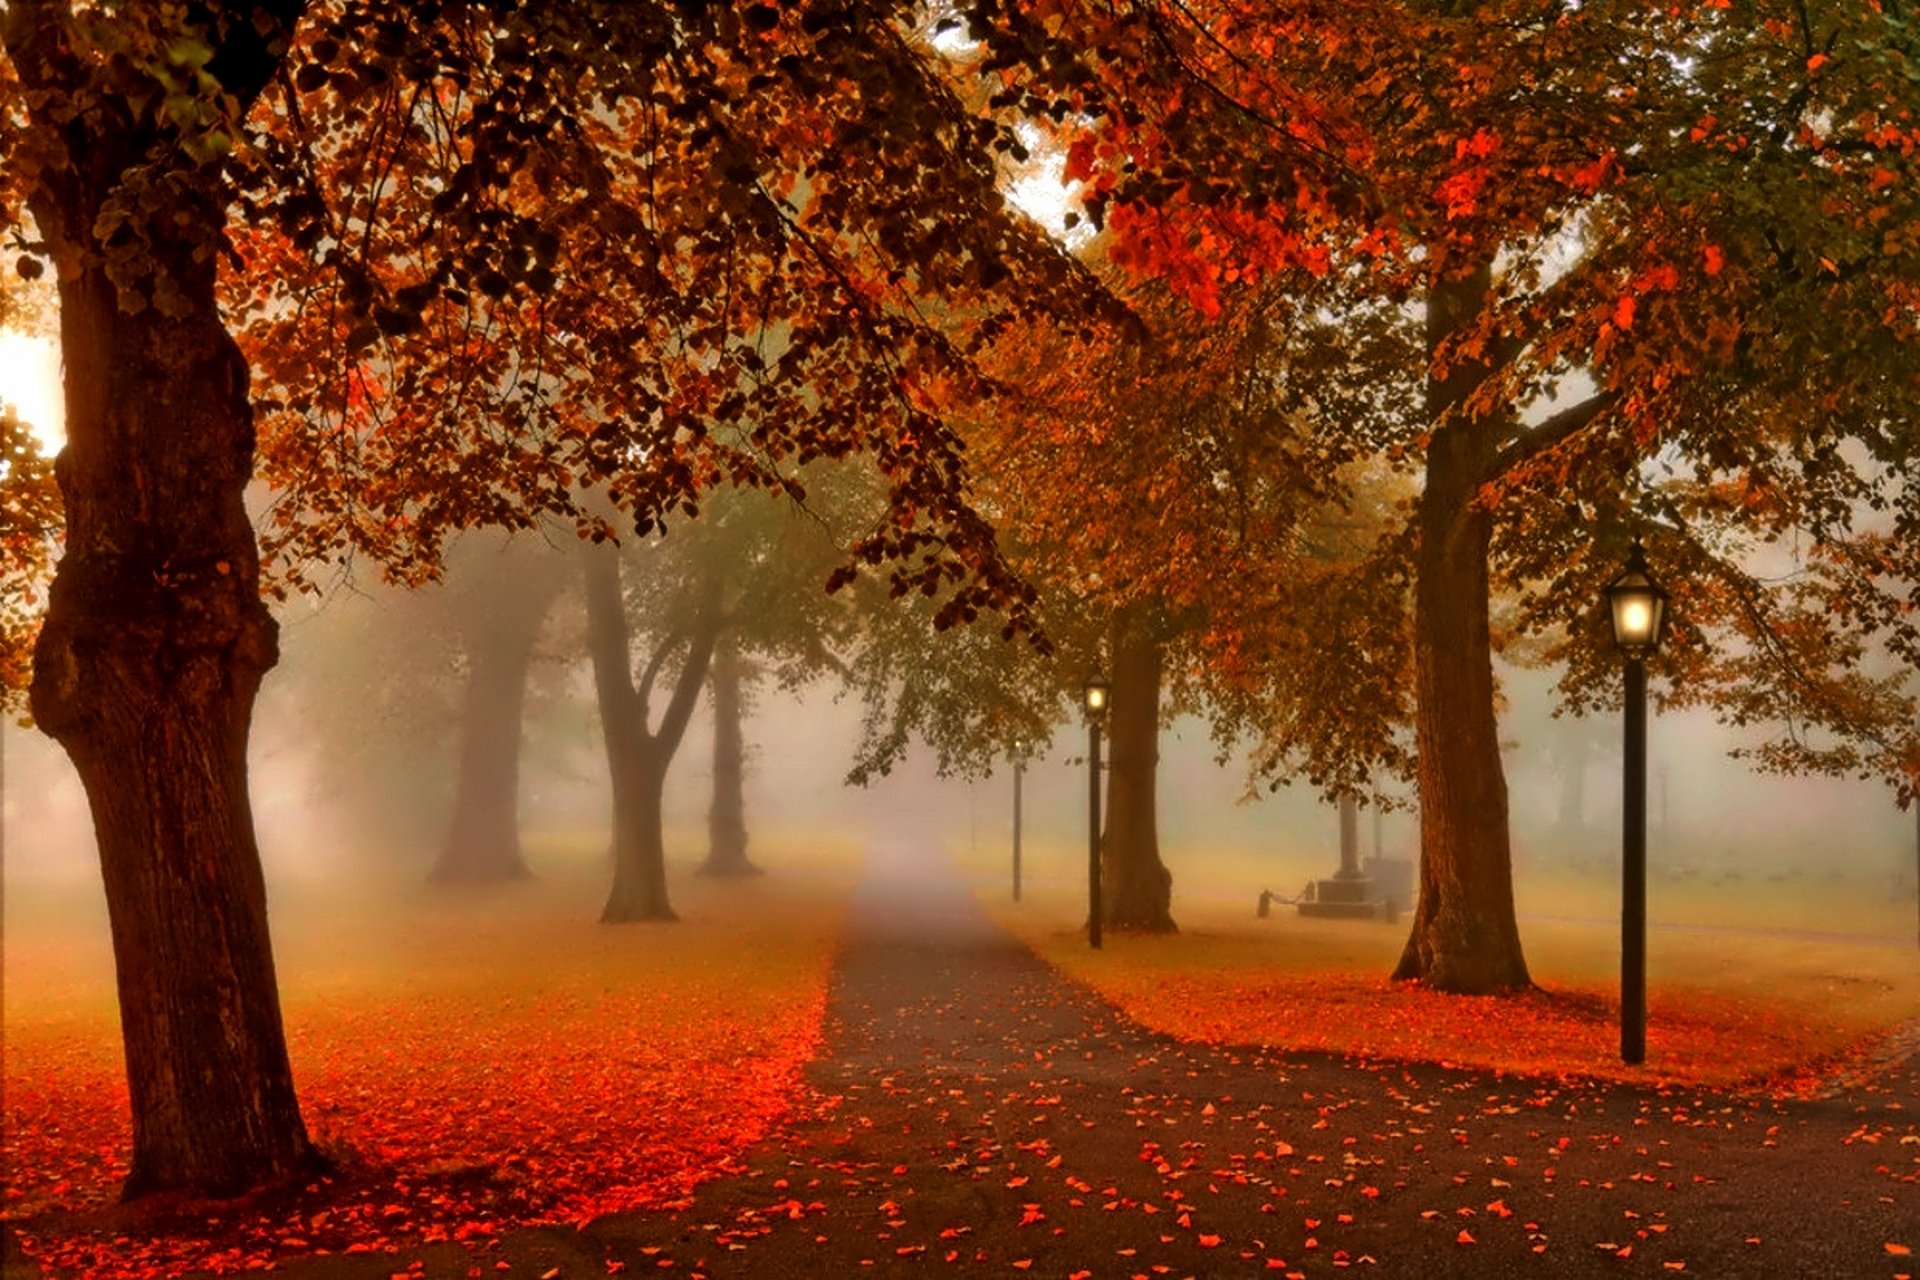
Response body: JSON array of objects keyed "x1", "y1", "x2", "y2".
[
  {"x1": 1102, "y1": 606, "x2": 1175, "y2": 932},
  {"x1": 583, "y1": 546, "x2": 722, "y2": 923},
  {"x1": 1554, "y1": 733, "x2": 1590, "y2": 839},
  {"x1": 1393, "y1": 266, "x2": 1531, "y2": 993},
  {"x1": 16, "y1": 72, "x2": 321, "y2": 1193},
  {"x1": 698, "y1": 637, "x2": 760, "y2": 877},
  {"x1": 604, "y1": 735, "x2": 674, "y2": 920},
  {"x1": 431, "y1": 543, "x2": 561, "y2": 883}
]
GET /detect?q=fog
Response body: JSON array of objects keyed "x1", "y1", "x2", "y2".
[{"x1": 4, "y1": 574, "x2": 1914, "y2": 949}]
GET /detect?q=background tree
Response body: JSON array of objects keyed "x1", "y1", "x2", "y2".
[
  {"x1": 700, "y1": 636, "x2": 760, "y2": 878},
  {"x1": 849, "y1": 268, "x2": 1410, "y2": 930},
  {"x1": 590, "y1": 478, "x2": 855, "y2": 920},
  {"x1": 430, "y1": 533, "x2": 568, "y2": 884},
  {"x1": 697, "y1": 472, "x2": 854, "y2": 878}
]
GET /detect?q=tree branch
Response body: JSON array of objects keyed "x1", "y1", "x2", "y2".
[
  {"x1": 634, "y1": 624, "x2": 688, "y2": 717},
  {"x1": 582, "y1": 543, "x2": 638, "y2": 730},
  {"x1": 1489, "y1": 390, "x2": 1614, "y2": 481},
  {"x1": 653, "y1": 580, "x2": 726, "y2": 759}
]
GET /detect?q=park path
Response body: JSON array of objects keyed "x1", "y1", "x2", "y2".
[{"x1": 291, "y1": 842, "x2": 1919, "y2": 1279}]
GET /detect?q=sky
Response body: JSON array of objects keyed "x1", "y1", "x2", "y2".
[{"x1": 0, "y1": 328, "x2": 62, "y2": 449}]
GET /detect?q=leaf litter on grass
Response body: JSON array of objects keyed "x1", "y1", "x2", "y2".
[{"x1": 3, "y1": 883, "x2": 847, "y2": 1280}]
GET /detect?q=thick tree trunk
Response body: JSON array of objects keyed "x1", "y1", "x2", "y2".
[
  {"x1": 430, "y1": 544, "x2": 561, "y2": 883},
  {"x1": 1101, "y1": 607, "x2": 1175, "y2": 932},
  {"x1": 583, "y1": 546, "x2": 722, "y2": 923},
  {"x1": 1393, "y1": 267, "x2": 1531, "y2": 993},
  {"x1": 698, "y1": 638, "x2": 761, "y2": 877},
  {"x1": 24, "y1": 198, "x2": 321, "y2": 1194},
  {"x1": 5, "y1": 0, "x2": 321, "y2": 1200}
]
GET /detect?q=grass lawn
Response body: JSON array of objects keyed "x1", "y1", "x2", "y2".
[
  {"x1": 2, "y1": 830, "x2": 859, "y2": 1280},
  {"x1": 959, "y1": 837, "x2": 1920, "y2": 1092}
]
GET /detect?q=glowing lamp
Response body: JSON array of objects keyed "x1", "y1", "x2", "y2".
[
  {"x1": 1606, "y1": 541, "x2": 1668, "y2": 658},
  {"x1": 1083, "y1": 678, "x2": 1110, "y2": 718}
]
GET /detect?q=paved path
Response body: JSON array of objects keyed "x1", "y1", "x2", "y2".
[{"x1": 299, "y1": 845, "x2": 1918, "y2": 1278}]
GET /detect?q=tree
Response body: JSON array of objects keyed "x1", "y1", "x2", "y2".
[
  {"x1": 590, "y1": 478, "x2": 855, "y2": 920},
  {"x1": 431, "y1": 533, "x2": 567, "y2": 884},
  {"x1": 585, "y1": 538, "x2": 722, "y2": 923},
  {"x1": 4, "y1": 0, "x2": 328, "y2": 1195},
  {"x1": 847, "y1": 269, "x2": 1407, "y2": 931},
  {"x1": 698, "y1": 635, "x2": 761, "y2": 878},
  {"x1": 0, "y1": 0, "x2": 1085, "y2": 1197},
  {"x1": 962, "y1": 0, "x2": 1920, "y2": 991}
]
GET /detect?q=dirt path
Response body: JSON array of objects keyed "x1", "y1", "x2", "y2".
[{"x1": 268, "y1": 842, "x2": 1917, "y2": 1278}]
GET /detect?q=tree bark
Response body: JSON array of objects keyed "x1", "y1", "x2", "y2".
[
  {"x1": 604, "y1": 731, "x2": 674, "y2": 920},
  {"x1": 697, "y1": 637, "x2": 761, "y2": 877},
  {"x1": 12, "y1": 0, "x2": 322, "y2": 1193},
  {"x1": 583, "y1": 546, "x2": 722, "y2": 922},
  {"x1": 430, "y1": 542, "x2": 562, "y2": 884},
  {"x1": 1393, "y1": 266, "x2": 1532, "y2": 993},
  {"x1": 1101, "y1": 606, "x2": 1175, "y2": 932}
]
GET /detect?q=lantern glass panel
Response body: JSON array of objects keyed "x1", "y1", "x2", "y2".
[{"x1": 1606, "y1": 552, "x2": 1668, "y2": 656}]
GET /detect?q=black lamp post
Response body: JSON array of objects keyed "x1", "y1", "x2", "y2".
[
  {"x1": 1084, "y1": 678, "x2": 1110, "y2": 950},
  {"x1": 1011, "y1": 738, "x2": 1025, "y2": 903},
  {"x1": 1606, "y1": 539, "x2": 1669, "y2": 1065}
]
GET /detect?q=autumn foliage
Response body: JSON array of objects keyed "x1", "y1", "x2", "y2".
[
  {"x1": 1037, "y1": 958, "x2": 1898, "y2": 1095},
  {"x1": 2, "y1": 871, "x2": 847, "y2": 1278}
]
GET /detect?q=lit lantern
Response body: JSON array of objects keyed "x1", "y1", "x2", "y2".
[
  {"x1": 1606, "y1": 540, "x2": 1669, "y2": 658},
  {"x1": 1083, "y1": 678, "x2": 1110, "y2": 718}
]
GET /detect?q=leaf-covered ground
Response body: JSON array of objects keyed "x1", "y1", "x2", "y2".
[
  {"x1": 8, "y1": 841, "x2": 1915, "y2": 1279},
  {"x1": 186, "y1": 842, "x2": 1913, "y2": 1280},
  {"x1": 1, "y1": 849, "x2": 853, "y2": 1280},
  {"x1": 1020, "y1": 957, "x2": 1911, "y2": 1092},
  {"x1": 972, "y1": 845, "x2": 1920, "y2": 1093}
]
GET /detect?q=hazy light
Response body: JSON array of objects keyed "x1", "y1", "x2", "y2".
[
  {"x1": 0, "y1": 330, "x2": 63, "y2": 451},
  {"x1": 1620, "y1": 599, "x2": 1651, "y2": 639}
]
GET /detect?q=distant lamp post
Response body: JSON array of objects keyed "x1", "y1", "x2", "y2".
[
  {"x1": 1011, "y1": 738, "x2": 1026, "y2": 903},
  {"x1": 1607, "y1": 539, "x2": 1669, "y2": 1065},
  {"x1": 1083, "y1": 678, "x2": 1110, "y2": 950}
]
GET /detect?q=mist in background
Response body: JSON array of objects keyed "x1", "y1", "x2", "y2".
[{"x1": 5, "y1": 570, "x2": 1914, "y2": 946}]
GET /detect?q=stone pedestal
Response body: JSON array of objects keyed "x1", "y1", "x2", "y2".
[{"x1": 1296, "y1": 873, "x2": 1381, "y2": 919}]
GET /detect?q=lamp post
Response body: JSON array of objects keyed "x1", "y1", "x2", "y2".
[
  {"x1": 1084, "y1": 678, "x2": 1110, "y2": 950},
  {"x1": 1011, "y1": 739, "x2": 1025, "y2": 903},
  {"x1": 1606, "y1": 539, "x2": 1669, "y2": 1065}
]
